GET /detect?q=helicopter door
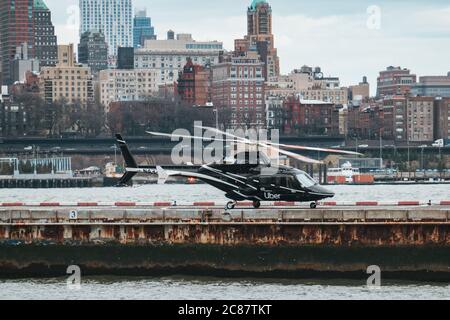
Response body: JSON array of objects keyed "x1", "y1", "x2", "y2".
[
  {"x1": 278, "y1": 176, "x2": 296, "y2": 193},
  {"x1": 260, "y1": 176, "x2": 276, "y2": 192},
  {"x1": 259, "y1": 176, "x2": 289, "y2": 201}
]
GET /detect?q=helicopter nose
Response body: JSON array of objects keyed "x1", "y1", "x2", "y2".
[{"x1": 311, "y1": 185, "x2": 335, "y2": 198}]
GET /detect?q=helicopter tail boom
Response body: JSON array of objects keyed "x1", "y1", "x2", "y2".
[
  {"x1": 115, "y1": 134, "x2": 138, "y2": 169},
  {"x1": 115, "y1": 134, "x2": 138, "y2": 186}
]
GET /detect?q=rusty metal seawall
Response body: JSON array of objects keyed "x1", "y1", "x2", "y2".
[{"x1": 0, "y1": 206, "x2": 449, "y2": 280}]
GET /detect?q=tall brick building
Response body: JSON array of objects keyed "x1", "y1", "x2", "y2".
[
  {"x1": 211, "y1": 54, "x2": 265, "y2": 128},
  {"x1": 406, "y1": 96, "x2": 434, "y2": 142},
  {"x1": 177, "y1": 58, "x2": 211, "y2": 106},
  {"x1": 0, "y1": 0, "x2": 34, "y2": 85},
  {"x1": 0, "y1": 0, "x2": 57, "y2": 84},
  {"x1": 235, "y1": 0, "x2": 280, "y2": 81},
  {"x1": 382, "y1": 96, "x2": 407, "y2": 141}
]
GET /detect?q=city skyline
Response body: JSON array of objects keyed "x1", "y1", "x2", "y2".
[{"x1": 45, "y1": 0, "x2": 450, "y2": 95}]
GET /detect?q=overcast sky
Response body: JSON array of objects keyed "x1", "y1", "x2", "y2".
[{"x1": 47, "y1": 0, "x2": 450, "y2": 94}]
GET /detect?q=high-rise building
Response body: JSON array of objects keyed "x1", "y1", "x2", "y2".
[
  {"x1": 247, "y1": 0, "x2": 272, "y2": 36},
  {"x1": 211, "y1": 53, "x2": 266, "y2": 128},
  {"x1": 133, "y1": 9, "x2": 155, "y2": 48},
  {"x1": 33, "y1": 0, "x2": 58, "y2": 67},
  {"x1": 0, "y1": 0, "x2": 34, "y2": 85},
  {"x1": 235, "y1": 0, "x2": 280, "y2": 80},
  {"x1": 39, "y1": 44, "x2": 94, "y2": 105},
  {"x1": 377, "y1": 66, "x2": 417, "y2": 98},
  {"x1": 79, "y1": 0, "x2": 133, "y2": 58},
  {"x1": 78, "y1": 31, "x2": 108, "y2": 74},
  {"x1": 134, "y1": 33, "x2": 223, "y2": 85},
  {"x1": 177, "y1": 58, "x2": 211, "y2": 106}
]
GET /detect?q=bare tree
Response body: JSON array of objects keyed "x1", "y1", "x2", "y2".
[{"x1": 106, "y1": 98, "x2": 215, "y2": 136}]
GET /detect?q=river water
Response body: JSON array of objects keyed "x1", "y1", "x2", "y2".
[
  {"x1": 0, "y1": 184, "x2": 449, "y2": 300},
  {"x1": 0, "y1": 183, "x2": 449, "y2": 203},
  {"x1": 0, "y1": 277, "x2": 449, "y2": 300}
]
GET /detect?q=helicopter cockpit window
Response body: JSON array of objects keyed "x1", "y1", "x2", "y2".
[
  {"x1": 275, "y1": 176, "x2": 295, "y2": 188},
  {"x1": 296, "y1": 173, "x2": 317, "y2": 188},
  {"x1": 260, "y1": 176, "x2": 295, "y2": 188}
]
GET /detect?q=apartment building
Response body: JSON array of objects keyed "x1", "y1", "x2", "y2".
[
  {"x1": 211, "y1": 54, "x2": 265, "y2": 128},
  {"x1": 406, "y1": 96, "x2": 434, "y2": 142},
  {"x1": 39, "y1": 44, "x2": 93, "y2": 104},
  {"x1": 134, "y1": 33, "x2": 222, "y2": 85},
  {"x1": 99, "y1": 68, "x2": 161, "y2": 112}
]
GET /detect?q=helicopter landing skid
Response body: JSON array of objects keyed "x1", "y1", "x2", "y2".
[
  {"x1": 225, "y1": 200, "x2": 262, "y2": 210},
  {"x1": 225, "y1": 201, "x2": 237, "y2": 210}
]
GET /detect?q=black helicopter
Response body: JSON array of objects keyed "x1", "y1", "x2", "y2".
[{"x1": 115, "y1": 127, "x2": 361, "y2": 209}]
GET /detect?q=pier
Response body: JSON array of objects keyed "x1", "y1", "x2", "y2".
[
  {"x1": 0, "y1": 177, "x2": 95, "y2": 188},
  {"x1": 0, "y1": 203, "x2": 449, "y2": 280},
  {"x1": 0, "y1": 157, "x2": 98, "y2": 188}
]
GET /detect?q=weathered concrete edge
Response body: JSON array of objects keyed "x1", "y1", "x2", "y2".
[
  {"x1": 0, "y1": 244, "x2": 449, "y2": 282},
  {"x1": 1, "y1": 207, "x2": 450, "y2": 223}
]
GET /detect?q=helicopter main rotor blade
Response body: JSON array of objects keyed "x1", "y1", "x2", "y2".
[
  {"x1": 266, "y1": 145, "x2": 323, "y2": 164},
  {"x1": 146, "y1": 131, "x2": 231, "y2": 143},
  {"x1": 196, "y1": 125, "x2": 362, "y2": 156},
  {"x1": 194, "y1": 125, "x2": 255, "y2": 144},
  {"x1": 263, "y1": 141, "x2": 363, "y2": 156},
  {"x1": 149, "y1": 128, "x2": 338, "y2": 164},
  {"x1": 147, "y1": 131, "x2": 264, "y2": 151},
  {"x1": 149, "y1": 129, "x2": 270, "y2": 149}
]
